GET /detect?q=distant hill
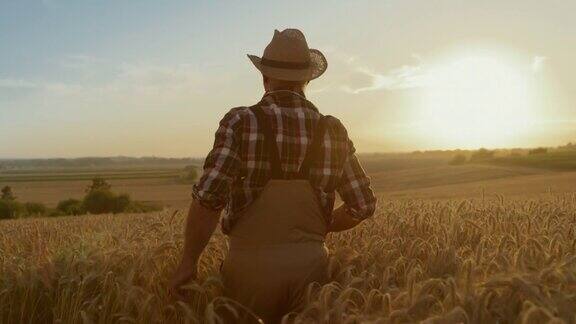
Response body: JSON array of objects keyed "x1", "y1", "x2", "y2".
[
  {"x1": 2, "y1": 141, "x2": 574, "y2": 171},
  {"x1": 489, "y1": 150, "x2": 576, "y2": 171},
  {"x1": 0, "y1": 157, "x2": 203, "y2": 171}
]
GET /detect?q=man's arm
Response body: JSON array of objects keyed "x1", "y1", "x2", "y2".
[
  {"x1": 169, "y1": 200, "x2": 220, "y2": 300},
  {"x1": 170, "y1": 108, "x2": 243, "y2": 299},
  {"x1": 331, "y1": 132, "x2": 377, "y2": 232}
]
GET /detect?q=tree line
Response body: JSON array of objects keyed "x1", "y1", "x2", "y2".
[{"x1": 0, "y1": 178, "x2": 161, "y2": 220}]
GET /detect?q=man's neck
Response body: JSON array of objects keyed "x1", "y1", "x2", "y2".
[{"x1": 266, "y1": 88, "x2": 306, "y2": 97}]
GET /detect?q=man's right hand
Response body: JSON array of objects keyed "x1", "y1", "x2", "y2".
[
  {"x1": 168, "y1": 201, "x2": 221, "y2": 301},
  {"x1": 328, "y1": 205, "x2": 362, "y2": 232},
  {"x1": 169, "y1": 259, "x2": 198, "y2": 301}
]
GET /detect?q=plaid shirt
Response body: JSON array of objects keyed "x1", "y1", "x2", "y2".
[{"x1": 193, "y1": 90, "x2": 376, "y2": 233}]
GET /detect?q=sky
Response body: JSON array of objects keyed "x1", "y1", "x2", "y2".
[{"x1": 1, "y1": 0, "x2": 575, "y2": 158}]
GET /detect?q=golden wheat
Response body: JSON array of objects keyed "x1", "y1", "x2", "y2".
[{"x1": 1, "y1": 194, "x2": 576, "y2": 323}]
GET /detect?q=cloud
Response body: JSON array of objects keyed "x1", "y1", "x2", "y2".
[
  {"x1": 340, "y1": 60, "x2": 430, "y2": 94},
  {"x1": 0, "y1": 78, "x2": 38, "y2": 90},
  {"x1": 337, "y1": 52, "x2": 548, "y2": 94},
  {"x1": 0, "y1": 76, "x2": 85, "y2": 96},
  {"x1": 531, "y1": 55, "x2": 546, "y2": 73},
  {"x1": 91, "y1": 62, "x2": 208, "y2": 103},
  {"x1": 42, "y1": 83, "x2": 84, "y2": 96},
  {"x1": 58, "y1": 54, "x2": 100, "y2": 70},
  {"x1": 308, "y1": 48, "x2": 431, "y2": 94},
  {"x1": 1, "y1": 58, "x2": 207, "y2": 102},
  {"x1": 308, "y1": 85, "x2": 333, "y2": 94},
  {"x1": 1, "y1": 54, "x2": 102, "y2": 95},
  {"x1": 117, "y1": 62, "x2": 199, "y2": 86}
]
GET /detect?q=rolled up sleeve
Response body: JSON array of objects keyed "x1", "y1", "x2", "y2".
[
  {"x1": 336, "y1": 139, "x2": 377, "y2": 220},
  {"x1": 192, "y1": 109, "x2": 243, "y2": 212}
]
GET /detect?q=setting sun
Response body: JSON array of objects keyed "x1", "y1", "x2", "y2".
[{"x1": 418, "y1": 51, "x2": 535, "y2": 148}]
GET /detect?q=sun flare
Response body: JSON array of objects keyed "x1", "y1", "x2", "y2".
[{"x1": 418, "y1": 51, "x2": 535, "y2": 148}]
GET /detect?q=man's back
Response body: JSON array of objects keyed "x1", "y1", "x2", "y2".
[{"x1": 193, "y1": 90, "x2": 376, "y2": 232}]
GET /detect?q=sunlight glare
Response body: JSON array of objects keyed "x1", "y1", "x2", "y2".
[{"x1": 419, "y1": 52, "x2": 534, "y2": 148}]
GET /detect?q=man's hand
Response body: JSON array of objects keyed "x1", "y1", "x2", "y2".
[
  {"x1": 169, "y1": 200, "x2": 220, "y2": 300},
  {"x1": 169, "y1": 260, "x2": 198, "y2": 300},
  {"x1": 328, "y1": 204, "x2": 363, "y2": 232}
]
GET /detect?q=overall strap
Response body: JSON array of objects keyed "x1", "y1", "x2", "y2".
[
  {"x1": 298, "y1": 116, "x2": 329, "y2": 179},
  {"x1": 250, "y1": 105, "x2": 284, "y2": 179}
]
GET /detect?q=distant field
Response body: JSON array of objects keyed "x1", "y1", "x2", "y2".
[
  {"x1": 488, "y1": 150, "x2": 576, "y2": 170},
  {"x1": 0, "y1": 166, "x2": 185, "y2": 182},
  {"x1": 4, "y1": 178, "x2": 192, "y2": 208},
  {"x1": 1, "y1": 167, "x2": 182, "y2": 174},
  {"x1": 0, "y1": 166, "x2": 193, "y2": 208},
  {"x1": 0, "y1": 169, "x2": 182, "y2": 182},
  {"x1": 356, "y1": 155, "x2": 449, "y2": 173},
  {"x1": 3, "y1": 157, "x2": 576, "y2": 208},
  {"x1": 369, "y1": 163, "x2": 576, "y2": 199}
]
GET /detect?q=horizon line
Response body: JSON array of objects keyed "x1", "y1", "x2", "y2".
[{"x1": 2, "y1": 144, "x2": 574, "y2": 161}]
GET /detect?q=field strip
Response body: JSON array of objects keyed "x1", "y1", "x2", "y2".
[{"x1": 0, "y1": 172, "x2": 181, "y2": 182}]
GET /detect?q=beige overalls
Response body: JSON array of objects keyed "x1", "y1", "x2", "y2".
[{"x1": 221, "y1": 105, "x2": 330, "y2": 323}]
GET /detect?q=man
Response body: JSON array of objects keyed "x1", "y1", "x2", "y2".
[{"x1": 170, "y1": 28, "x2": 377, "y2": 323}]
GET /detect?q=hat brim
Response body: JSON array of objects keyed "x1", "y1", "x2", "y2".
[{"x1": 247, "y1": 49, "x2": 327, "y2": 82}]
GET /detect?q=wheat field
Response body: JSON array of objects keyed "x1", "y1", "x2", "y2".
[{"x1": 1, "y1": 194, "x2": 576, "y2": 323}]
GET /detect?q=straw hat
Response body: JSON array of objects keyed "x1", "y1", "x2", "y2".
[{"x1": 248, "y1": 29, "x2": 327, "y2": 82}]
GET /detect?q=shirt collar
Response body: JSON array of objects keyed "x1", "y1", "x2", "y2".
[
  {"x1": 260, "y1": 89, "x2": 319, "y2": 113},
  {"x1": 263, "y1": 90, "x2": 306, "y2": 100}
]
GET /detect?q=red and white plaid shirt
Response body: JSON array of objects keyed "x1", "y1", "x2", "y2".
[{"x1": 193, "y1": 90, "x2": 377, "y2": 233}]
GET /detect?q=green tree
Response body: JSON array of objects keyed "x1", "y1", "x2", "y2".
[
  {"x1": 113, "y1": 194, "x2": 131, "y2": 213},
  {"x1": 0, "y1": 200, "x2": 22, "y2": 219},
  {"x1": 1, "y1": 186, "x2": 16, "y2": 201},
  {"x1": 57, "y1": 198, "x2": 84, "y2": 216},
  {"x1": 85, "y1": 177, "x2": 111, "y2": 194},
  {"x1": 83, "y1": 190, "x2": 117, "y2": 214},
  {"x1": 24, "y1": 202, "x2": 47, "y2": 216},
  {"x1": 82, "y1": 191, "x2": 134, "y2": 215}
]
